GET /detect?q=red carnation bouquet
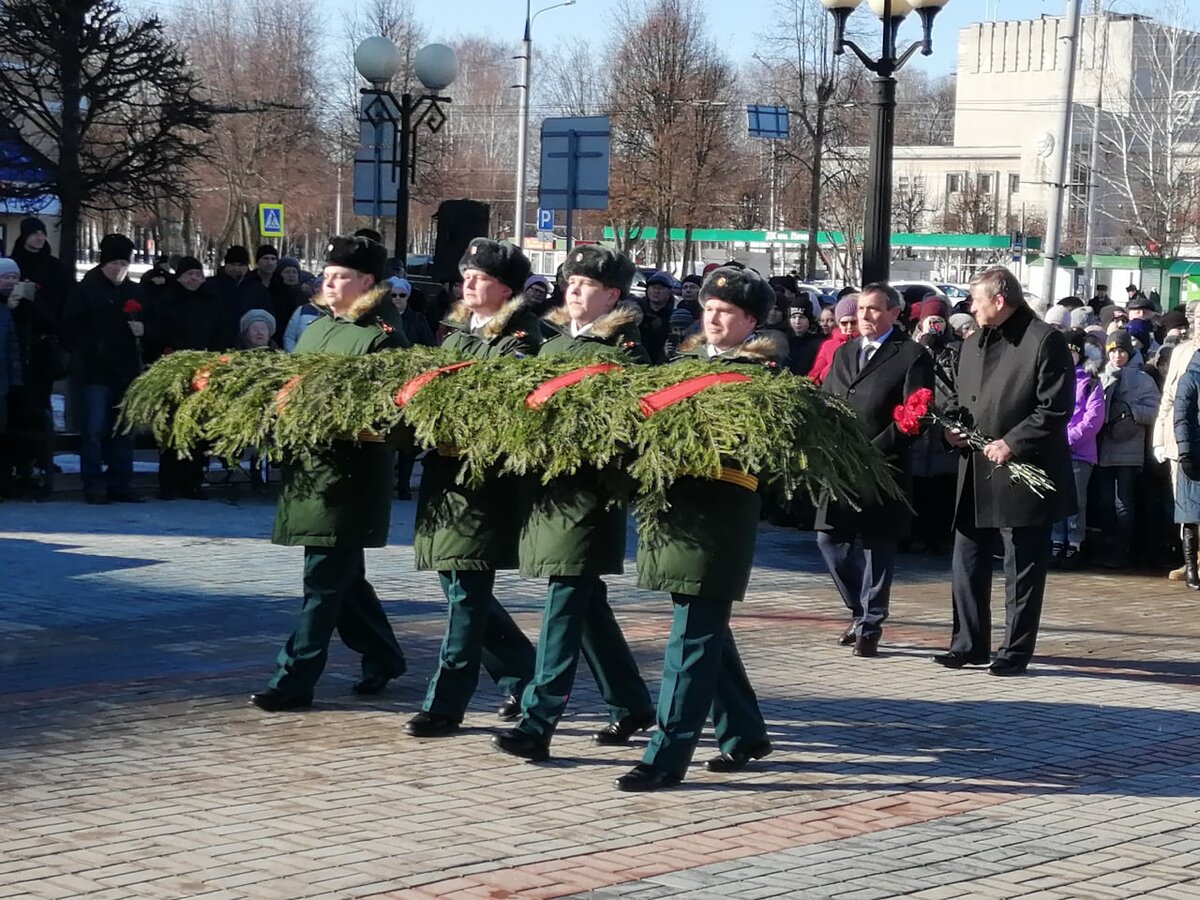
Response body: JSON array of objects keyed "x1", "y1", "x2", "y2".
[
  {"x1": 893, "y1": 388, "x2": 1055, "y2": 497},
  {"x1": 122, "y1": 299, "x2": 142, "y2": 318}
]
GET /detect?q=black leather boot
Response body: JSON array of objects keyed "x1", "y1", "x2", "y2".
[{"x1": 1184, "y1": 524, "x2": 1200, "y2": 591}]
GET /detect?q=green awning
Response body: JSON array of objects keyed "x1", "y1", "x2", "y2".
[{"x1": 1168, "y1": 260, "x2": 1200, "y2": 278}]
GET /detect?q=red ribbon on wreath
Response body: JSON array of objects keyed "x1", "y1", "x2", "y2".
[
  {"x1": 638, "y1": 372, "x2": 752, "y2": 418},
  {"x1": 394, "y1": 361, "x2": 476, "y2": 407},
  {"x1": 190, "y1": 354, "x2": 232, "y2": 392},
  {"x1": 524, "y1": 362, "x2": 621, "y2": 409}
]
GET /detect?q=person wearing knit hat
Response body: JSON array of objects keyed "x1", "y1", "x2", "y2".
[
  {"x1": 1096, "y1": 326, "x2": 1160, "y2": 570},
  {"x1": 809, "y1": 293, "x2": 860, "y2": 385},
  {"x1": 277, "y1": 256, "x2": 301, "y2": 281},
  {"x1": 253, "y1": 245, "x2": 278, "y2": 291},
  {"x1": 223, "y1": 245, "x2": 250, "y2": 271},
  {"x1": 0, "y1": 257, "x2": 20, "y2": 449},
  {"x1": 615, "y1": 268, "x2": 786, "y2": 794},
  {"x1": 1069, "y1": 306, "x2": 1098, "y2": 330},
  {"x1": 1049, "y1": 327, "x2": 1104, "y2": 569},
  {"x1": 0, "y1": 257, "x2": 20, "y2": 279},
  {"x1": 405, "y1": 238, "x2": 541, "y2": 738},
  {"x1": 251, "y1": 233, "x2": 411, "y2": 713},
  {"x1": 786, "y1": 301, "x2": 823, "y2": 376},
  {"x1": 816, "y1": 282, "x2": 935, "y2": 659},
  {"x1": 62, "y1": 234, "x2": 145, "y2": 504},
  {"x1": 1043, "y1": 304, "x2": 1071, "y2": 329},
  {"x1": 238, "y1": 308, "x2": 276, "y2": 348},
  {"x1": 948, "y1": 312, "x2": 976, "y2": 340},
  {"x1": 680, "y1": 274, "x2": 704, "y2": 316}
]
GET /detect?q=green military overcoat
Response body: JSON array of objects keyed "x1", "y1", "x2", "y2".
[
  {"x1": 636, "y1": 330, "x2": 789, "y2": 601},
  {"x1": 414, "y1": 297, "x2": 543, "y2": 571},
  {"x1": 518, "y1": 304, "x2": 649, "y2": 577},
  {"x1": 272, "y1": 287, "x2": 410, "y2": 548}
]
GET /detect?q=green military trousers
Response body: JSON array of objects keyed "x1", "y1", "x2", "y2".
[
  {"x1": 422, "y1": 570, "x2": 536, "y2": 719},
  {"x1": 268, "y1": 546, "x2": 407, "y2": 696},
  {"x1": 515, "y1": 575, "x2": 651, "y2": 743},
  {"x1": 641, "y1": 593, "x2": 768, "y2": 779}
]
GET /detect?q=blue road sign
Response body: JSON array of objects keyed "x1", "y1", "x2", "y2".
[
  {"x1": 257, "y1": 203, "x2": 284, "y2": 238},
  {"x1": 747, "y1": 105, "x2": 790, "y2": 140},
  {"x1": 537, "y1": 208, "x2": 554, "y2": 231}
]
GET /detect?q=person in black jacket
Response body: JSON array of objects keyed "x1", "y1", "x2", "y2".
[
  {"x1": 62, "y1": 234, "x2": 144, "y2": 504},
  {"x1": 934, "y1": 266, "x2": 1074, "y2": 677},
  {"x1": 786, "y1": 305, "x2": 822, "y2": 376},
  {"x1": 207, "y1": 246, "x2": 271, "y2": 349},
  {"x1": 815, "y1": 283, "x2": 935, "y2": 658}
]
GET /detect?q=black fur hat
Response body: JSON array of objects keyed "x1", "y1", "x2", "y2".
[
  {"x1": 700, "y1": 266, "x2": 774, "y2": 325},
  {"x1": 561, "y1": 245, "x2": 636, "y2": 293},
  {"x1": 326, "y1": 235, "x2": 387, "y2": 282},
  {"x1": 458, "y1": 238, "x2": 531, "y2": 297}
]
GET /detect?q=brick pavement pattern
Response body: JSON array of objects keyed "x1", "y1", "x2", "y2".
[{"x1": 2, "y1": 493, "x2": 1199, "y2": 899}]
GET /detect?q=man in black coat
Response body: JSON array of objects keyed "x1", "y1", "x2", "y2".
[
  {"x1": 816, "y1": 283, "x2": 935, "y2": 657},
  {"x1": 935, "y1": 266, "x2": 1074, "y2": 677},
  {"x1": 62, "y1": 234, "x2": 144, "y2": 504},
  {"x1": 207, "y1": 246, "x2": 272, "y2": 349}
]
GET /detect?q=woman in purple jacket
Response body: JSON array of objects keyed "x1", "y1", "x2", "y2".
[{"x1": 1051, "y1": 329, "x2": 1106, "y2": 567}]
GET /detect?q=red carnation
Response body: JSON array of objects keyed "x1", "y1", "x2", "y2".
[
  {"x1": 123, "y1": 299, "x2": 142, "y2": 316},
  {"x1": 905, "y1": 387, "x2": 934, "y2": 418},
  {"x1": 893, "y1": 403, "x2": 921, "y2": 436}
]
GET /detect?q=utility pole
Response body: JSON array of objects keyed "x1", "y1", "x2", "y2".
[
  {"x1": 1039, "y1": 0, "x2": 1083, "y2": 309},
  {"x1": 1082, "y1": 0, "x2": 1108, "y2": 299}
]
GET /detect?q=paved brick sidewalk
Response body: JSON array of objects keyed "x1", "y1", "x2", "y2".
[{"x1": 2, "y1": 495, "x2": 1198, "y2": 899}]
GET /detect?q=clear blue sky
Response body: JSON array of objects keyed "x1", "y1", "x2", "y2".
[{"x1": 405, "y1": 0, "x2": 1161, "y2": 75}]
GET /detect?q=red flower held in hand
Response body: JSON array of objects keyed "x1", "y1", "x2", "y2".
[
  {"x1": 123, "y1": 299, "x2": 142, "y2": 316},
  {"x1": 893, "y1": 404, "x2": 922, "y2": 436},
  {"x1": 904, "y1": 387, "x2": 934, "y2": 418}
]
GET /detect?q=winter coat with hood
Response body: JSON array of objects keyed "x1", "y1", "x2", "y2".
[
  {"x1": 519, "y1": 303, "x2": 649, "y2": 578},
  {"x1": 271, "y1": 285, "x2": 411, "y2": 548},
  {"x1": 1154, "y1": 338, "x2": 1197, "y2": 462},
  {"x1": 637, "y1": 330, "x2": 789, "y2": 602},
  {"x1": 62, "y1": 265, "x2": 143, "y2": 388},
  {"x1": 1098, "y1": 359, "x2": 1159, "y2": 469},
  {"x1": 414, "y1": 296, "x2": 543, "y2": 572},
  {"x1": 1066, "y1": 355, "x2": 1106, "y2": 465},
  {"x1": 1172, "y1": 350, "x2": 1200, "y2": 522}
]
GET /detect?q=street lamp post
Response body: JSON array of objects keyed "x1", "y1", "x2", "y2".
[
  {"x1": 820, "y1": 0, "x2": 950, "y2": 286},
  {"x1": 354, "y1": 38, "x2": 459, "y2": 264},
  {"x1": 514, "y1": 0, "x2": 576, "y2": 249}
]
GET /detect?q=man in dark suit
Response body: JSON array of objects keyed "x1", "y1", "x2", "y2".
[
  {"x1": 816, "y1": 283, "x2": 935, "y2": 657},
  {"x1": 935, "y1": 266, "x2": 1074, "y2": 677}
]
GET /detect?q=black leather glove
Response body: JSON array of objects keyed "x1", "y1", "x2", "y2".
[{"x1": 1181, "y1": 455, "x2": 1200, "y2": 482}]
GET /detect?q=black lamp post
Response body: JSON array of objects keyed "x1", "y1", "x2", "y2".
[
  {"x1": 820, "y1": 0, "x2": 950, "y2": 286},
  {"x1": 354, "y1": 38, "x2": 458, "y2": 265}
]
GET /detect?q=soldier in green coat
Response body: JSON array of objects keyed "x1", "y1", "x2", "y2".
[
  {"x1": 615, "y1": 266, "x2": 784, "y2": 791},
  {"x1": 251, "y1": 236, "x2": 411, "y2": 712},
  {"x1": 406, "y1": 239, "x2": 543, "y2": 738},
  {"x1": 492, "y1": 247, "x2": 655, "y2": 762}
]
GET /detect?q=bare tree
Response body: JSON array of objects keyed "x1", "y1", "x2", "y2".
[
  {"x1": 0, "y1": 0, "x2": 212, "y2": 267},
  {"x1": 895, "y1": 71, "x2": 956, "y2": 147},
  {"x1": 942, "y1": 171, "x2": 998, "y2": 234},
  {"x1": 893, "y1": 168, "x2": 936, "y2": 232},
  {"x1": 606, "y1": 0, "x2": 738, "y2": 268},
  {"x1": 1091, "y1": 4, "x2": 1200, "y2": 257}
]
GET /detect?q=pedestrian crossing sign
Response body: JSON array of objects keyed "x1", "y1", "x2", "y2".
[{"x1": 258, "y1": 203, "x2": 285, "y2": 238}]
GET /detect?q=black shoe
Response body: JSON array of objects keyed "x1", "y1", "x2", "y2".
[
  {"x1": 705, "y1": 739, "x2": 773, "y2": 773},
  {"x1": 405, "y1": 711, "x2": 460, "y2": 737},
  {"x1": 594, "y1": 708, "x2": 655, "y2": 745},
  {"x1": 988, "y1": 658, "x2": 1028, "y2": 677},
  {"x1": 1050, "y1": 541, "x2": 1064, "y2": 569},
  {"x1": 492, "y1": 729, "x2": 550, "y2": 761},
  {"x1": 838, "y1": 627, "x2": 856, "y2": 646},
  {"x1": 853, "y1": 634, "x2": 879, "y2": 658},
  {"x1": 249, "y1": 688, "x2": 312, "y2": 711},
  {"x1": 496, "y1": 695, "x2": 521, "y2": 721},
  {"x1": 108, "y1": 491, "x2": 144, "y2": 503},
  {"x1": 614, "y1": 764, "x2": 682, "y2": 793},
  {"x1": 932, "y1": 651, "x2": 991, "y2": 668},
  {"x1": 352, "y1": 673, "x2": 400, "y2": 695}
]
